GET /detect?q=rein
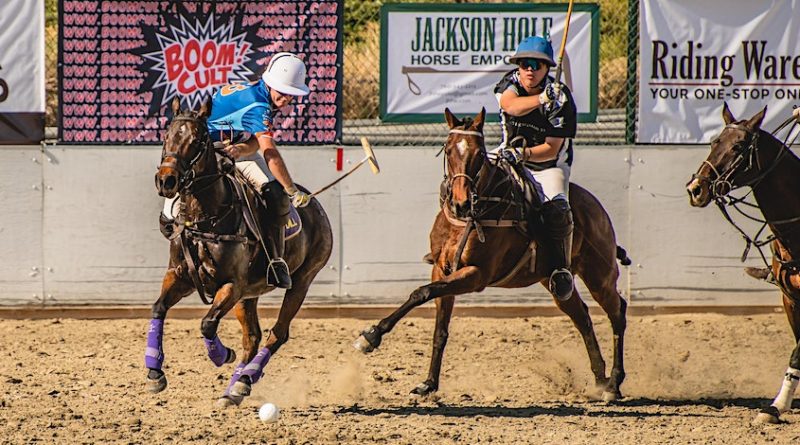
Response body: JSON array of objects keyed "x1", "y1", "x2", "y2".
[{"x1": 700, "y1": 114, "x2": 800, "y2": 271}]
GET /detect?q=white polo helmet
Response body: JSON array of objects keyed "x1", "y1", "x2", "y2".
[{"x1": 261, "y1": 52, "x2": 310, "y2": 97}]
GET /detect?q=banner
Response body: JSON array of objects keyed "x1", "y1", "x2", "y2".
[
  {"x1": 59, "y1": 1, "x2": 342, "y2": 145},
  {"x1": 639, "y1": 0, "x2": 800, "y2": 143},
  {"x1": 380, "y1": 3, "x2": 599, "y2": 123},
  {"x1": 0, "y1": 0, "x2": 45, "y2": 144}
]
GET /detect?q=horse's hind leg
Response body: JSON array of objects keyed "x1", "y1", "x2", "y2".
[
  {"x1": 756, "y1": 294, "x2": 800, "y2": 424},
  {"x1": 581, "y1": 274, "x2": 627, "y2": 401},
  {"x1": 226, "y1": 275, "x2": 313, "y2": 403},
  {"x1": 217, "y1": 298, "x2": 261, "y2": 406},
  {"x1": 145, "y1": 268, "x2": 193, "y2": 394},
  {"x1": 412, "y1": 295, "x2": 455, "y2": 396},
  {"x1": 550, "y1": 285, "x2": 611, "y2": 397}
]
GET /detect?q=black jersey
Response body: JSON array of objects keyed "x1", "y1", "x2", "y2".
[{"x1": 494, "y1": 70, "x2": 577, "y2": 170}]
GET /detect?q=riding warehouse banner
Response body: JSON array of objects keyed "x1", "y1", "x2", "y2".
[
  {"x1": 639, "y1": 0, "x2": 800, "y2": 143},
  {"x1": 0, "y1": 0, "x2": 46, "y2": 144},
  {"x1": 59, "y1": 0, "x2": 343, "y2": 145},
  {"x1": 380, "y1": 3, "x2": 599, "y2": 123}
]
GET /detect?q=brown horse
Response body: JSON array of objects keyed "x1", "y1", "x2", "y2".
[
  {"x1": 687, "y1": 103, "x2": 800, "y2": 424},
  {"x1": 354, "y1": 108, "x2": 630, "y2": 401},
  {"x1": 150, "y1": 98, "x2": 333, "y2": 407}
]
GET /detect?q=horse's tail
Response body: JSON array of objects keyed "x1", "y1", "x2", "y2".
[{"x1": 616, "y1": 245, "x2": 632, "y2": 266}]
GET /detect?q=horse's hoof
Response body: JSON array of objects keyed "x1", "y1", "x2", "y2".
[
  {"x1": 225, "y1": 348, "x2": 237, "y2": 364},
  {"x1": 229, "y1": 380, "x2": 251, "y2": 398},
  {"x1": 216, "y1": 395, "x2": 243, "y2": 408},
  {"x1": 410, "y1": 382, "x2": 437, "y2": 396},
  {"x1": 145, "y1": 371, "x2": 167, "y2": 394},
  {"x1": 754, "y1": 406, "x2": 782, "y2": 424},
  {"x1": 601, "y1": 390, "x2": 620, "y2": 402},
  {"x1": 353, "y1": 335, "x2": 375, "y2": 354}
]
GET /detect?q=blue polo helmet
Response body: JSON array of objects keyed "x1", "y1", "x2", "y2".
[{"x1": 508, "y1": 36, "x2": 555, "y2": 67}]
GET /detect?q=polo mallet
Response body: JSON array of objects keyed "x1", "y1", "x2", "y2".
[
  {"x1": 310, "y1": 137, "x2": 380, "y2": 197},
  {"x1": 553, "y1": 0, "x2": 575, "y2": 85},
  {"x1": 547, "y1": 0, "x2": 575, "y2": 123}
]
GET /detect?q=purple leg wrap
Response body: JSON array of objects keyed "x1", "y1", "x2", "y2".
[
  {"x1": 204, "y1": 336, "x2": 229, "y2": 367},
  {"x1": 240, "y1": 347, "x2": 272, "y2": 385},
  {"x1": 224, "y1": 363, "x2": 246, "y2": 396},
  {"x1": 144, "y1": 319, "x2": 164, "y2": 370}
]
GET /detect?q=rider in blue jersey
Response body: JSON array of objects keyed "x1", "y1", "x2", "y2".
[{"x1": 161, "y1": 52, "x2": 311, "y2": 289}]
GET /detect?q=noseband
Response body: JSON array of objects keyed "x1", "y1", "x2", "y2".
[
  {"x1": 160, "y1": 114, "x2": 213, "y2": 192},
  {"x1": 692, "y1": 123, "x2": 760, "y2": 199},
  {"x1": 443, "y1": 129, "x2": 487, "y2": 216}
]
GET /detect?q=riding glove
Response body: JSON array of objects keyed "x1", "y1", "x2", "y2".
[
  {"x1": 288, "y1": 188, "x2": 311, "y2": 208},
  {"x1": 538, "y1": 82, "x2": 567, "y2": 106},
  {"x1": 500, "y1": 147, "x2": 524, "y2": 165}
]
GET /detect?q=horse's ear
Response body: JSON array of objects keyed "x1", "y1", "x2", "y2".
[
  {"x1": 722, "y1": 101, "x2": 735, "y2": 125},
  {"x1": 198, "y1": 97, "x2": 212, "y2": 119},
  {"x1": 472, "y1": 107, "x2": 486, "y2": 132},
  {"x1": 171, "y1": 97, "x2": 181, "y2": 116},
  {"x1": 745, "y1": 105, "x2": 767, "y2": 131},
  {"x1": 444, "y1": 108, "x2": 460, "y2": 129}
]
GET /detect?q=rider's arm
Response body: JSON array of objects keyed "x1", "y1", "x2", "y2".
[
  {"x1": 499, "y1": 88, "x2": 545, "y2": 117},
  {"x1": 256, "y1": 132, "x2": 298, "y2": 193},
  {"x1": 523, "y1": 137, "x2": 564, "y2": 162}
]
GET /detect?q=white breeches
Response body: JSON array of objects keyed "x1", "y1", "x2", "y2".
[
  {"x1": 162, "y1": 153, "x2": 275, "y2": 219},
  {"x1": 530, "y1": 164, "x2": 570, "y2": 202}
]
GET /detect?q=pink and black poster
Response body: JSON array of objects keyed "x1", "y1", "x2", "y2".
[{"x1": 59, "y1": 0, "x2": 342, "y2": 145}]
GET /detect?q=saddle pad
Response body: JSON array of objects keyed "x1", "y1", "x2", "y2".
[{"x1": 285, "y1": 205, "x2": 302, "y2": 240}]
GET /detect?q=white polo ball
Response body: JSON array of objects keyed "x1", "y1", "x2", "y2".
[{"x1": 258, "y1": 403, "x2": 280, "y2": 423}]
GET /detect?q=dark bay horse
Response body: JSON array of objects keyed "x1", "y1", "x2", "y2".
[
  {"x1": 150, "y1": 98, "x2": 332, "y2": 407},
  {"x1": 354, "y1": 108, "x2": 630, "y2": 401},
  {"x1": 687, "y1": 103, "x2": 800, "y2": 424}
]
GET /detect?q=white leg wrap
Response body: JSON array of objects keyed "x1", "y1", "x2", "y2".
[
  {"x1": 771, "y1": 367, "x2": 800, "y2": 413},
  {"x1": 162, "y1": 196, "x2": 179, "y2": 219}
]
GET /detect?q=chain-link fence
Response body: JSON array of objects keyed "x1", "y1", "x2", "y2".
[{"x1": 342, "y1": 0, "x2": 636, "y2": 146}]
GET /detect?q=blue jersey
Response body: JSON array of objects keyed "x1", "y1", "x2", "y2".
[{"x1": 207, "y1": 80, "x2": 276, "y2": 142}]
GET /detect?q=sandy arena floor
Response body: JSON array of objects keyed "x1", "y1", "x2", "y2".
[{"x1": 1, "y1": 312, "x2": 799, "y2": 444}]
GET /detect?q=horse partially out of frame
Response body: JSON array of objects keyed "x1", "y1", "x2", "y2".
[
  {"x1": 150, "y1": 98, "x2": 333, "y2": 406},
  {"x1": 354, "y1": 108, "x2": 631, "y2": 401},
  {"x1": 687, "y1": 103, "x2": 800, "y2": 424}
]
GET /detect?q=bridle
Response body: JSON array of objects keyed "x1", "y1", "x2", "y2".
[
  {"x1": 441, "y1": 129, "x2": 490, "y2": 219},
  {"x1": 691, "y1": 123, "x2": 762, "y2": 200},
  {"x1": 159, "y1": 114, "x2": 216, "y2": 193}
]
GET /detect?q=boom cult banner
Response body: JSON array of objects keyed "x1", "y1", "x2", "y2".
[
  {"x1": 380, "y1": 4, "x2": 599, "y2": 123},
  {"x1": 639, "y1": 0, "x2": 800, "y2": 143},
  {"x1": 0, "y1": 0, "x2": 45, "y2": 144},
  {"x1": 60, "y1": 1, "x2": 342, "y2": 145}
]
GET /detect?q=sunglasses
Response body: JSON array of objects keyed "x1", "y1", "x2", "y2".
[{"x1": 519, "y1": 59, "x2": 546, "y2": 71}]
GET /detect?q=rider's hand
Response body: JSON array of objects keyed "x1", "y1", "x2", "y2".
[
  {"x1": 223, "y1": 142, "x2": 241, "y2": 159},
  {"x1": 538, "y1": 82, "x2": 566, "y2": 106},
  {"x1": 287, "y1": 188, "x2": 311, "y2": 208},
  {"x1": 500, "y1": 147, "x2": 524, "y2": 165}
]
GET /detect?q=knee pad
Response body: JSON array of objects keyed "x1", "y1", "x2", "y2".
[
  {"x1": 541, "y1": 199, "x2": 573, "y2": 238},
  {"x1": 261, "y1": 182, "x2": 290, "y2": 217}
]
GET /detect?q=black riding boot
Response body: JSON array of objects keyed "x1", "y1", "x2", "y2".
[
  {"x1": 541, "y1": 199, "x2": 574, "y2": 301},
  {"x1": 261, "y1": 182, "x2": 292, "y2": 289}
]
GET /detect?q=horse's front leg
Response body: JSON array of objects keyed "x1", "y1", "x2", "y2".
[
  {"x1": 201, "y1": 283, "x2": 240, "y2": 369},
  {"x1": 145, "y1": 267, "x2": 193, "y2": 393},
  {"x1": 756, "y1": 293, "x2": 800, "y2": 424},
  {"x1": 411, "y1": 295, "x2": 455, "y2": 396},
  {"x1": 354, "y1": 265, "x2": 485, "y2": 354}
]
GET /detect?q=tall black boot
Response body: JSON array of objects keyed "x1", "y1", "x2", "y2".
[
  {"x1": 541, "y1": 199, "x2": 574, "y2": 301},
  {"x1": 261, "y1": 182, "x2": 292, "y2": 289}
]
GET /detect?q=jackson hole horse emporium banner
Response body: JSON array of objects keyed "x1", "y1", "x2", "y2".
[
  {"x1": 639, "y1": 0, "x2": 800, "y2": 143},
  {"x1": 59, "y1": 1, "x2": 342, "y2": 145},
  {"x1": 380, "y1": 3, "x2": 599, "y2": 123},
  {"x1": 0, "y1": 0, "x2": 45, "y2": 144}
]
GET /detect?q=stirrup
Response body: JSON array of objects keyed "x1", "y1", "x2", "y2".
[
  {"x1": 549, "y1": 268, "x2": 574, "y2": 301},
  {"x1": 267, "y1": 258, "x2": 292, "y2": 289}
]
